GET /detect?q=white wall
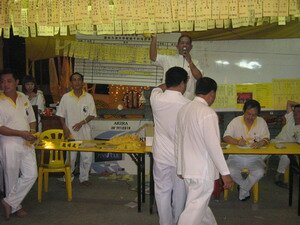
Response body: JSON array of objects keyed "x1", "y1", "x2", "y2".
[
  {"x1": 157, "y1": 33, "x2": 300, "y2": 83},
  {"x1": 193, "y1": 38, "x2": 300, "y2": 84}
]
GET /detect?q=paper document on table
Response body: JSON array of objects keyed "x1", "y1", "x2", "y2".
[
  {"x1": 237, "y1": 145, "x2": 266, "y2": 149},
  {"x1": 237, "y1": 145, "x2": 252, "y2": 149},
  {"x1": 221, "y1": 143, "x2": 229, "y2": 149},
  {"x1": 275, "y1": 143, "x2": 286, "y2": 149}
]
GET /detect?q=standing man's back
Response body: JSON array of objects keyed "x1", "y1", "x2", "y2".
[
  {"x1": 176, "y1": 98, "x2": 225, "y2": 179},
  {"x1": 150, "y1": 67, "x2": 190, "y2": 225},
  {"x1": 176, "y1": 77, "x2": 233, "y2": 225}
]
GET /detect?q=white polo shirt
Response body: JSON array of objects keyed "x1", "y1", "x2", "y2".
[
  {"x1": 275, "y1": 112, "x2": 300, "y2": 142},
  {"x1": 150, "y1": 88, "x2": 190, "y2": 167},
  {"x1": 26, "y1": 90, "x2": 45, "y2": 132},
  {"x1": 153, "y1": 54, "x2": 201, "y2": 100},
  {"x1": 56, "y1": 90, "x2": 97, "y2": 140},
  {"x1": 0, "y1": 92, "x2": 36, "y2": 144},
  {"x1": 224, "y1": 116, "x2": 270, "y2": 143},
  {"x1": 224, "y1": 115, "x2": 270, "y2": 161},
  {"x1": 175, "y1": 97, "x2": 230, "y2": 180},
  {"x1": 27, "y1": 90, "x2": 45, "y2": 113}
]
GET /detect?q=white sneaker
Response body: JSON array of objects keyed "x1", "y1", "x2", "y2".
[{"x1": 57, "y1": 175, "x2": 74, "y2": 182}]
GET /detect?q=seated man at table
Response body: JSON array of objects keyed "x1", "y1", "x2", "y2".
[
  {"x1": 273, "y1": 100, "x2": 300, "y2": 188},
  {"x1": 223, "y1": 99, "x2": 270, "y2": 201}
]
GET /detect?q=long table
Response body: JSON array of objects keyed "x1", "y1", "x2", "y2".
[
  {"x1": 146, "y1": 143, "x2": 300, "y2": 214},
  {"x1": 222, "y1": 142, "x2": 300, "y2": 155},
  {"x1": 35, "y1": 140, "x2": 148, "y2": 212},
  {"x1": 39, "y1": 141, "x2": 299, "y2": 214},
  {"x1": 224, "y1": 142, "x2": 300, "y2": 215}
]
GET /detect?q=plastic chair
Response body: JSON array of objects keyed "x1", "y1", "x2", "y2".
[
  {"x1": 37, "y1": 129, "x2": 72, "y2": 202},
  {"x1": 224, "y1": 168, "x2": 259, "y2": 203},
  {"x1": 284, "y1": 168, "x2": 289, "y2": 184}
]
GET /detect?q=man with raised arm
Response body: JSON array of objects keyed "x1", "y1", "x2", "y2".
[
  {"x1": 150, "y1": 34, "x2": 203, "y2": 100},
  {"x1": 150, "y1": 67, "x2": 190, "y2": 225}
]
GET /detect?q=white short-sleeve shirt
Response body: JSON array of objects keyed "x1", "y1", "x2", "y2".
[
  {"x1": 27, "y1": 90, "x2": 45, "y2": 113},
  {"x1": 175, "y1": 97, "x2": 230, "y2": 180},
  {"x1": 150, "y1": 88, "x2": 190, "y2": 167},
  {"x1": 26, "y1": 90, "x2": 46, "y2": 132},
  {"x1": 56, "y1": 90, "x2": 97, "y2": 140},
  {"x1": 0, "y1": 92, "x2": 36, "y2": 143},
  {"x1": 153, "y1": 54, "x2": 201, "y2": 100}
]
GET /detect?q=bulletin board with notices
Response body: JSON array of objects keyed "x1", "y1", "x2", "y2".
[
  {"x1": 212, "y1": 79, "x2": 300, "y2": 111},
  {"x1": 2, "y1": 0, "x2": 300, "y2": 38},
  {"x1": 75, "y1": 59, "x2": 163, "y2": 87},
  {"x1": 73, "y1": 35, "x2": 177, "y2": 87}
]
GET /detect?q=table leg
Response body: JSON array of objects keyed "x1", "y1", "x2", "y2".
[
  {"x1": 298, "y1": 175, "x2": 300, "y2": 215},
  {"x1": 128, "y1": 153, "x2": 142, "y2": 212},
  {"x1": 0, "y1": 161, "x2": 5, "y2": 198},
  {"x1": 137, "y1": 154, "x2": 142, "y2": 212},
  {"x1": 142, "y1": 154, "x2": 145, "y2": 203},
  {"x1": 289, "y1": 159, "x2": 294, "y2": 206},
  {"x1": 149, "y1": 153, "x2": 155, "y2": 214}
]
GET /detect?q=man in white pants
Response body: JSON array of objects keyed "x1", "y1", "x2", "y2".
[
  {"x1": 274, "y1": 100, "x2": 300, "y2": 188},
  {"x1": 150, "y1": 67, "x2": 190, "y2": 225},
  {"x1": 176, "y1": 77, "x2": 233, "y2": 225},
  {"x1": 0, "y1": 70, "x2": 38, "y2": 220},
  {"x1": 224, "y1": 100, "x2": 270, "y2": 201},
  {"x1": 56, "y1": 72, "x2": 97, "y2": 185},
  {"x1": 150, "y1": 34, "x2": 203, "y2": 100}
]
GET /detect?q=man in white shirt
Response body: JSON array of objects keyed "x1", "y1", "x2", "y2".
[
  {"x1": 150, "y1": 34, "x2": 203, "y2": 100},
  {"x1": 274, "y1": 100, "x2": 300, "y2": 188},
  {"x1": 150, "y1": 66, "x2": 190, "y2": 225},
  {"x1": 176, "y1": 77, "x2": 233, "y2": 225},
  {"x1": 0, "y1": 70, "x2": 38, "y2": 220},
  {"x1": 223, "y1": 100, "x2": 270, "y2": 201},
  {"x1": 56, "y1": 72, "x2": 97, "y2": 186}
]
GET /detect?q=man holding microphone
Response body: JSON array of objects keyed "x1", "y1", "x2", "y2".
[{"x1": 150, "y1": 34, "x2": 203, "y2": 100}]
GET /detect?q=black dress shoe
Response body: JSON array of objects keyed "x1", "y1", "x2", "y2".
[
  {"x1": 275, "y1": 181, "x2": 288, "y2": 189},
  {"x1": 240, "y1": 195, "x2": 251, "y2": 201}
]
